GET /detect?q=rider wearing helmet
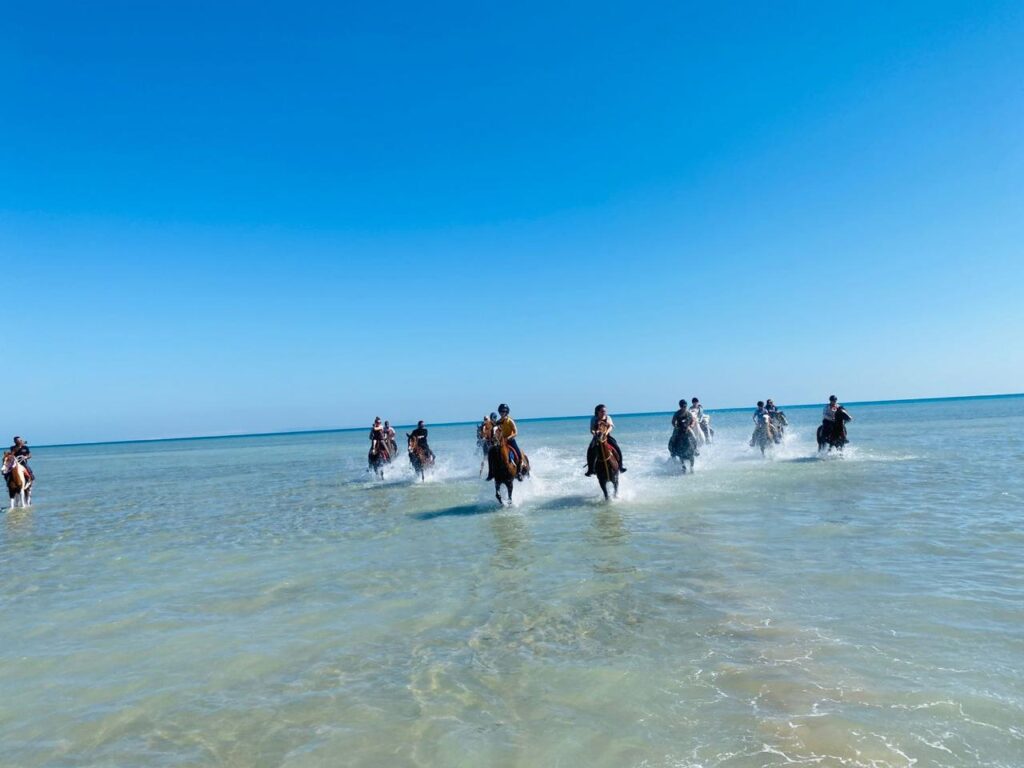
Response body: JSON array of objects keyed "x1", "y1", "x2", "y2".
[
  {"x1": 586, "y1": 404, "x2": 626, "y2": 476},
  {"x1": 493, "y1": 404, "x2": 523, "y2": 478}
]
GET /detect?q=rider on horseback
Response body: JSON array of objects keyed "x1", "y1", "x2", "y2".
[
  {"x1": 369, "y1": 418, "x2": 389, "y2": 460},
  {"x1": 766, "y1": 399, "x2": 787, "y2": 441},
  {"x1": 672, "y1": 400, "x2": 694, "y2": 431},
  {"x1": 750, "y1": 401, "x2": 771, "y2": 446},
  {"x1": 585, "y1": 404, "x2": 626, "y2": 476},
  {"x1": 491, "y1": 404, "x2": 523, "y2": 479},
  {"x1": 410, "y1": 421, "x2": 435, "y2": 461},
  {"x1": 384, "y1": 421, "x2": 398, "y2": 453},
  {"x1": 820, "y1": 395, "x2": 838, "y2": 442},
  {"x1": 690, "y1": 398, "x2": 704, "y2": 422},
  {"x1": 3, "y1": 437, "x2": 33, "y2": 482}
]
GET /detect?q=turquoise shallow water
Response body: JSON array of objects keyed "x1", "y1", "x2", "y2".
[{"x1": 2, "y1": 397, "x2": 1023, "y2": 767}]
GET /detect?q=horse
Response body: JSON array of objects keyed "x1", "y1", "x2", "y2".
[
  {"x1": 750, "y1": 415, "x2": 775, "y2": 456},
  {"x1": 817, "y1": 406, "x2": 852, "y2": 453},
  {"x1": 669, "y1": 424, "x2": 699, "y2": 473},
  {"x1": 477, "y1": 423, "x2": 495, "y2": 477},
  {"x1": 698, "y1": 413, "x2": 714, "y2": 443},
  {"x1": 589, "y1": 431, "x2": 620, "y2": 499},
  {"x1": 367, "y1": 441, "x2": 390, "y2": 479},
  {"x1": 3, "y1": 452, "x2": 32, "y2": 509},
  {"x1": 486, "y1": 437, "x2": 530, "y2": 505},
  {"x1": 770, "y1": 411, "x2": 788, "y2": 443},
  {"x1": 407, "y1": 433, "x2": 435, "y2": 481}
]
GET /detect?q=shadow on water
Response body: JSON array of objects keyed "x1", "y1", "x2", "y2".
[
  {"x1": 411, "y1": 503, "x2": 497, "y2": 521},
  {"x1": 534, "y1": 494, "x2": 600, "y2": 512}
]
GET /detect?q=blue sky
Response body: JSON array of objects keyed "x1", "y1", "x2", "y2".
[{"x1": 3, "y1": 1, "x2": 1022, "y2": 443}]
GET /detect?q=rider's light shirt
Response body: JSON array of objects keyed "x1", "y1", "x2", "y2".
[
  {"x1": 692, "y1": 404, "x2": 704, "y2": 420},
  {"x1": 823, "y1": 404, "x2": 837, "y2": 421},
  {"x1": 590, "y1": 415, "x2": 614, "y2": 433}
]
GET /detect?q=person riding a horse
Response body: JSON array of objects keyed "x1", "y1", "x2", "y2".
[
  {"x1": 820, "y1": 395, "x2": 839, "y2": 442},
  {"x1": 586, "y1": 404, "x2": 626, "y2": 476},
  {"x1": 3, "y1": 437, "x2": 33, "y2": 482},
  {"x1": 369, "y1": 418, "x2": 390, "y2": 461},
  {"x1": 409, "y1": 421, "x2": 435, "y2": 461},
  {"x1": 672, "y1": 400, "x2": 697, "y2": 432},
  {"x1": 690, "y1": 398, "x2": 704, "y2": 423},
  {"x1": 766, "y1": 399, "x2": 787, "y2": 440},
  {"x1": 477, "y1": 414, "x2": 494, "y2": 448},
  {"x1": 489, "y1": 404, "x2": 523, "y2": 479},
  {"x1": 384, "y1": 420, "x2": 398, "y2": 456},
  {"x1": 750, "y1": 401, "x2": 773, "y2": 446}
]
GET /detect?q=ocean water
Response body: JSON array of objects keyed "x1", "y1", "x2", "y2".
[{"x1": 2, "y1": 397, "x2": 1023, "y2": 767}]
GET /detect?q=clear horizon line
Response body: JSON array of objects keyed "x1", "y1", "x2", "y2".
[{"x1": 32, "y1": 391, "x2": 1023, "y2": 449}]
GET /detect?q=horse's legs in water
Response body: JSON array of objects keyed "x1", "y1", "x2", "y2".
[
  {"x1": 599, "y1": 478, "x2": 609, "y2": 500},
  {"x1": 688, "y1": 458, "x2": 695, "y2": 473},
  {"x1": 612, "y1": 478, "x2": 619, "y2": 498}
]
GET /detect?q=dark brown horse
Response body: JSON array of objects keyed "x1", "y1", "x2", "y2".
[
  {"x1": 591, "y1": 432, "x2": 620, "y2": 499},
  {"x1": 487, "y1": 437, "x2": 530, "y2": 505},
  {"x1": 817, "y1": 405, "x2": 853, "y2": 452},
  {"x1": 407, "y1": 433, "x2": 435, "y2": 481},
  {"x1": 368, "y1": 440, "x2": 390, "y2": 479},
  {"x1": 668, "y1": 424, "x2": 698, "y2": 473}
]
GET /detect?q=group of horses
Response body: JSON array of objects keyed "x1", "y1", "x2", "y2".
[
  {"x1": 669, "y1": 412, "x2": 715, "y2": 474},
  {"x1": 3, "y1": 452, "x2": 33, "y2": 509},
  {"x1": 368, "y1": 433, "x2": 435, "y2": 482},
  {"x1": 749, "y1": 411, "x2": 789, "y2": 456},
  {"x1": 366, "y1": 406, "x2": 852, "y2": 506}
]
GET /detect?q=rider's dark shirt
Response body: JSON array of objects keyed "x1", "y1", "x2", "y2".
[
  {"x1": 411, "y1": 427, "x2": 429, "y2": 445},
  {"x1": 671, "y1": 409, "x2": 689, "y2": 429},
  {"x1": 10, "y1": 444, "x2": 30, "y2": 460}
]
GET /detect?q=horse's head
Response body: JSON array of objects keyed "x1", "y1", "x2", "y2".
[
  {"x1": 1, "y1": 452, "x2": 12, "y2": 472},
  {"x1": 407, "y1": 434, "x2": 417, "y2": 451}
]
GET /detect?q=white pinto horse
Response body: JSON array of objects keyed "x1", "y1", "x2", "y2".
[{"x1": 3, "y1": 452, "x2": 33, "y2": 508}]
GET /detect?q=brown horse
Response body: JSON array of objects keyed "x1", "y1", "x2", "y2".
[
  {"x1": 591, "y1": 432, "x2": 620, "y2": 499},
  {"x1": 407, "y1": 433, "x2": 435, "y2": 481},
  {"x1": 487, "y1": 437, "x2": 530, "y2": 505},
  {"x1": 3, "y1": 452, "x2": 32, "y2": 509},
  {"x1": 368, "y1": 440, "x2": 390, "y2": 479}
]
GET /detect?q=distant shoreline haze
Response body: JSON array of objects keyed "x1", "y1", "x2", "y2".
[{"x1": 33, "y1": 392, "x2": 1023, "y2": 449}]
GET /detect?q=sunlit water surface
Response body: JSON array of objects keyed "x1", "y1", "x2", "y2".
[{"x1": 2, "y1": 398, "x2": 1023, "y2": 767}]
